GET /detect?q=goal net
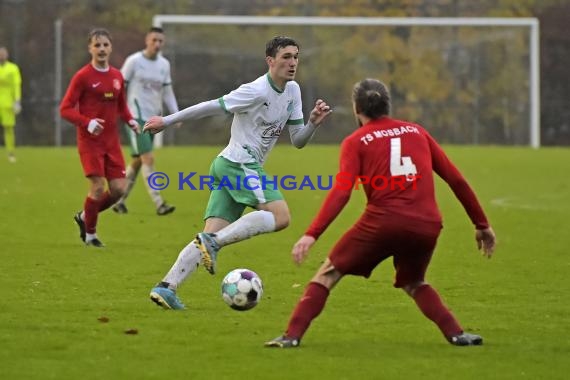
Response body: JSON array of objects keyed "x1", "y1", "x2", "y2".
[{"x1": 153, "y1": 16, "x2": 539, "y2": 148}]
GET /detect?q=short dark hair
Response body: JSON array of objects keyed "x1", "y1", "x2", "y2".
[
  {"x1": 148, "y1": 27, "x2": 164, "y2": 34},
  {"x1": 88, "y1": 28, "x2": 112, "y2": 44},
  {"x1": 265, "y1": 36, "x2": 299, "y2": 57},
  {"x1": 352, "y1": 78, "x2": 391, "y2": 119}
]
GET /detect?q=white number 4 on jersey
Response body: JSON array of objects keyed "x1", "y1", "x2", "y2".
[{"x1": 390, "y1": 138, "x2": 417, "y2": 181}]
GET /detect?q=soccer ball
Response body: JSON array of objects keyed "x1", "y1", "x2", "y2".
[{"x1": 221, "y1": 268, "x2": 263, "y2": 311}]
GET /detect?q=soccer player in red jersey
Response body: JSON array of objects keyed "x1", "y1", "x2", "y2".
[
  {"x1": 60, "y1": 28, "x2": 140, "y2": 247},
  {"x1": 266, "y1": 78, "x2": 496, "y2": 348}
]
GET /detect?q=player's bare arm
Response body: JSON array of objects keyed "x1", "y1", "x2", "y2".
[{"x1": 476, "y1": 227, "x2": 496, "y2": 258}]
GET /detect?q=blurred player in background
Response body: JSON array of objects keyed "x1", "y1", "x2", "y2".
[
  {"x1": 143, "y1": 36, "x2": 332, "y2": 310},
  {"x1": 112, "y1": 27, "x2": 179, "y2": 216},
  {"x1": 265, "y1": 78, "x2": 496, "y2": 348},
  {"x1": 0, "y1": 46, "x2": 22, "y2": 163},
  {"x1": 60, "y1": 28, "x2": 140, "y2": 247}
]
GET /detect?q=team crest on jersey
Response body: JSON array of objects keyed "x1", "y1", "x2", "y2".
[
  {"x1": 261, "y1": 123, "x2": 284, "y2": 140},
  {"x1": 113, "y1": 79, "x2": 121, "y2": 90}
]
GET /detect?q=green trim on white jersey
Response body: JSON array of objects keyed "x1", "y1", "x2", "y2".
[
  {"x1": 134, "y1": 99, "x2": 143, "y2": 121},
  {"x1": 121, "y1": 51, "x2": 173, "y2": 120},
  {"x1": 287, "y1": 118, "x2": 304, "y2": 125},
  {"x1": 218, "y1": 97, "x2": 231, "y2": 114},
  {"x1": 266, "y1": 73, "x2": 284, "y2": 94},
  {"x1": 217, "y1": 73, "x2": 304, "y2": 165}
]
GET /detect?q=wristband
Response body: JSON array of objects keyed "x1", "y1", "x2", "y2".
[{"x1": 87, "y1": 119, "x2": 99, "y2": 134}]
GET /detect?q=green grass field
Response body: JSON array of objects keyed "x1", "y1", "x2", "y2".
[{"x1": 0, "y1": 145, "x2": 568, "y2": 379}]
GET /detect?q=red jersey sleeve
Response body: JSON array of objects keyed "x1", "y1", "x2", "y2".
[
  {"x1": 60, "y1": 71, "x2": 91, "y2": 128},
  {"x1": 305, "y1": 138, "x2": 360, "y2": 239},
  {"x1": 427, "y1": 134, "x2": 489, "y2": 229},
  {"x1": 117, "y1": 74, "x2": 134, "y2": 124}
]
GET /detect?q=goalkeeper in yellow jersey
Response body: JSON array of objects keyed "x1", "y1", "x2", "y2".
[{"x1": 0, "y1": 46, "x2": 22, "y2": 163}]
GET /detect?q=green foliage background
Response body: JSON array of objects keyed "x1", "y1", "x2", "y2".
[{"x1": 0, "y1": 0, "x2": 569, "y2": 145}]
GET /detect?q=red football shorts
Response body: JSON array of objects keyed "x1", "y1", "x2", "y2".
[
  {"x1": 78, "y1": 142, "x2": 126, "y2": 180},
  {"x1": 328, "y1": 213, "x2": 442, "y2": 288}
]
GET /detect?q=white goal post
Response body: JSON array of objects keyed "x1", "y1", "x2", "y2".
[{"x1": 152, "y1": 15, "x2": 540, "y2": 148}]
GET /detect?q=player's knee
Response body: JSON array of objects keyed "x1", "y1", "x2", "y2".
[
  {"x1": 259, "y1": 200, "x2": 290, "y2": 231},
  {"x1": 113, "y1": 186, "x2": 127, "y2": 199},
  {"x1": 141, "y1": 153, "x2": 154, "y2": 166},
  {"x1": 108, "y1": 182, "x2": 127, "y2": 200},
  {"x1": 273, "y1": 209, "x2": 290, "y2": 231},
  {"x1": 88, "y1": 179, "x2": 106, "y2": 199},
  {"x1": 90, "y1": 187, "x2": 105, "y2": 199},
  {"x1": 312, "y1": 263, "x2": 342, "y2": 289},
  {"x1": 130, "y1": 156, "x2": 142, "y2": 169},
  {"x1": 402, "y1": 281, "x2": 426, "y2": 297}
]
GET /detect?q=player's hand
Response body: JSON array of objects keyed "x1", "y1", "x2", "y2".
[
  {"x1": 292, "y1": 235, "x2": 316, "y2": 265},
  {"x1": 143, "y1": 116, "x2": 166, "y2": 134},
  {"x1": 128, "y1": 119, "x2": 141, "y2": 135},
  {"x1": 13, "y1": 101, "x2": 22, "y2": 115},
  {"x1": 308, "y1": 99, "x2": 332, "y2": 126},
  {"x1": 476, "y1": 227, "x2": 496, "y2": 258},
  {"x1": 87, "y1": 118, "x2": 105, "y2": 136}
]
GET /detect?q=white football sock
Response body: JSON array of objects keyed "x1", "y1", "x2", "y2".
[
  {"x1": 162, "y1": 240, "x2": 202, "y2": 289},
  {"x1": 118, "y1": 165, "x2": 138, "y2": 203},
  {"x1": 85, "y1": 232, "x2": 97, "y2": 242},
  {"x1": 142, "y1": 163, "x2": 164, "y2": 208},
  {"x1": 214, "y1": 210, "x2": 276, "y2": 247}
]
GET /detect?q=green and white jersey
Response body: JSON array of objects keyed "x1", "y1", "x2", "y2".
[
  {"x1": 218, "y1": 73, "x2": 304, "y2": 164},
  {"x1": 121, "y1": 51, "x2": 173, "y2": 120}
]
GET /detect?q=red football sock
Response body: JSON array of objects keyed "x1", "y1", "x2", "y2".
[
  {"x1": 412, "y1": 284, "x2": 463, "y2": 338},
  {"x1": 83, "y1": 196, "x2": 100, "y2": 234},
  {"x1": 98, "y1": 191, "x2": 114, "y2": 212},
  {"x1": 285, "y1": 282, "x2": 330, "y2": 339}
]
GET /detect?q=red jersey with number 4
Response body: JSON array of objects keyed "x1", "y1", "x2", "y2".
[
  {"x1": 306, "y1": 117, "x2": 489, "y2": 239},
  {"x1": 60, "y1": 64, "x2": 133, "y2": 150}
]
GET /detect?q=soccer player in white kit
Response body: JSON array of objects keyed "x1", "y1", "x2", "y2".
[
  {"x1": 143, "y1": 36, "x2": 332, "y2": 309},
  {"x1": 113, "y1": 27, "x2": 179, "y2": 216}
]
